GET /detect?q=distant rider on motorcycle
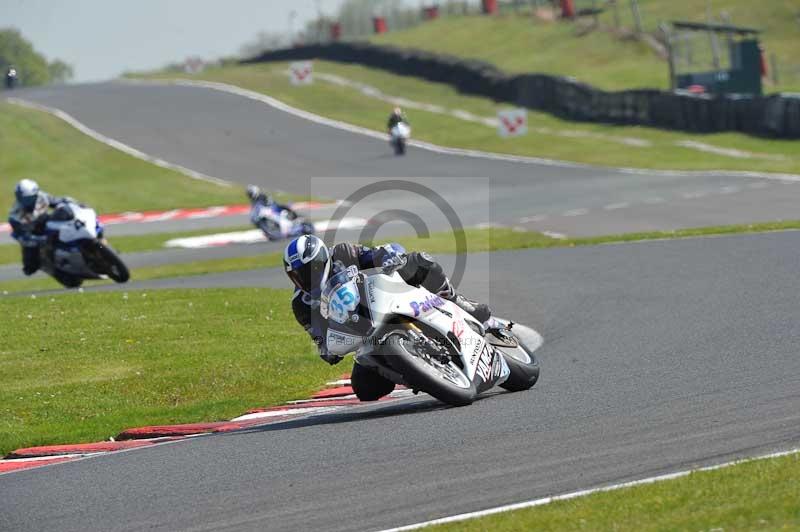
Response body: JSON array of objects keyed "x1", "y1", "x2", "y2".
[
  {"x1": 387, "y1": 107, "x2": 408, "y2": 133},
  {"x1": 8, "y1": 179, "x2": 76, "y2": 276},
  {"x1": 5, "y1": 67, "x2": 18, "y2": 89},
  {"x1": 283, "y1": 235, "x2": 492, "y2": 400},
  {"x1": 246, "y1": 185, "x2": 298, "y2": 220}
]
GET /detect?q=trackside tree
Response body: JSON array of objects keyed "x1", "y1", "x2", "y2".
[{"x1": 0, "y1": 28, "x2": 74, "y2": 87}]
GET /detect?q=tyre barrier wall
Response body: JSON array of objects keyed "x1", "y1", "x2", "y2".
[{"x1": 242, "y1": 42, "x2": 800, "y2": 139}]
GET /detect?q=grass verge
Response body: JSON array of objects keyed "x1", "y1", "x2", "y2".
[
  {"x1": 0, "y1": 288, "x2": 346, "y2": 455},
  {"x1": 0, "y1": 101, "x2": 244, "y2": 212},
  {"x1": 372, "y1": 4, "x2": 800, "y2": 93},
  {"x1": 136, "y1": 63, "x2": 800, "y2": 175},
  {"x1": 430, "y1": 451, "x2": 800, "y2": 531},
  {"x1": 3, "y1": 221, "x2": 800, "y2": 294}
]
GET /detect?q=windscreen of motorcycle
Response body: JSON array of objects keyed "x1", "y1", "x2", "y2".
[{"x1": 48, "y1": 204, "x2": 98, "y2": 243}]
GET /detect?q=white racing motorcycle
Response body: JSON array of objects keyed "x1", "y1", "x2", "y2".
[
  {"x1": 321, "y1": 266, "x2": 540, "y2": 406},
  {"x1": 250, "y1": 202, "x2": 315, "y2": 241},
  {"x1": 35, "y1": 201, "x2": 130, "y2": 288},
  {"x1": 390, "y1": 122, "x2": 411, "y2": 156}
]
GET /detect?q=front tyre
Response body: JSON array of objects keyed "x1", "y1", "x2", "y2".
[
  {"x1": 84, "y1": 241, "x2": 130, "y2": 283},
  {"x1": 496, "y1": 332, "x2": 540, "y2": 392},
  {"x1": 258, "y1": 219, "x2": 282, "y2": 241},
  {"x1": 384, "y1": 331, "x2": 476, "y2": 406}
]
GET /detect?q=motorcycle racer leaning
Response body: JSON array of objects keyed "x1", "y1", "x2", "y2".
[
  {"x1": 8, "y1": 179, "x2": 76, "y2": 276},
  {"x1": 284, "y1": 235, "x2": 492, "y2": 400},
  {"x1": 246, "y1": 184, "x2": 299, "y2": 220},
  {"x1": 386, "y1": 106, "x2": 408, "y2": 133}
]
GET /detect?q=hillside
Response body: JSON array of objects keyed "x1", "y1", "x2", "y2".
[{"x1": 370, "y1": 0, "x2": 800, "y2": 92}]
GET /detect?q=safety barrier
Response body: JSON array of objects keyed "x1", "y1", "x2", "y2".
[{"x1": 242, "y1": 42, "x2": 800, "y2": 138}]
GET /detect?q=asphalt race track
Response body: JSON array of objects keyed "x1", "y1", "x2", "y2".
[
  {"x1": 1, "y1": 82, "x2": 799, "y2": 531},
  {"x1": 14, "y1": 82, "x2": 800, "y2": 239},
  {"x1": 3, "y1": 233, "x2": 800, "y2": 531}
]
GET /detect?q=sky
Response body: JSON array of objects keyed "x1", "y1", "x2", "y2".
[{"x1": 2, "y1": 0, "x2": 360, "y2": 81}]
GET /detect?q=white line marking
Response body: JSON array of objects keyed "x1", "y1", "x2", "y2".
[
  {"x1": 562, "y1": 208, "x2": 588, "y2": 217},
  {"x1": 642, "y1": 197, "x2": 666, "y2": 204},
  {"x1": 325, "y1": 379, "x2": 352, "y2": 386},
  {"x1": 287, "y1": 394, "x2": 358, "y2": 404},
  {"x1": 5, "y1": 97, "x2": 233, "y2": 187},
  {"x1": 682, "y1": 191, "x2": 707, "y2": 199},
  {"x1": 379, "y1": 447, "x2": 800, "y2": 531},
  {"x1": 0, "y1": 454, "x2": 78, "y2": 463},
  {"x1": 116, "y1": 79, "x2": 800, "y2": 182},
  {"x1": 675, "y1": 139, "x2": 788, "y2": 161},
  {"x1": 603, "y1": 202, "x2": 629, "y2": 210},
  {"x1": 230, "y1": 406, "x2": 340, "y2": 422},
  {"x1": 519, "y1": 215, "x2": 548, "y2": 223},
  {"x1": 164, "y1": 217, "x2": 367, "y2": 248},
  {"x1": 542, "y1": 231, "x2": 567, "y2": 240}
]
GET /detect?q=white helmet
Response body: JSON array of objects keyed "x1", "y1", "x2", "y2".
[
  {"x1": 14, "y1": 179, "x2": 40, "y2": 211},
  {"x1": 246, "y1": 184, "x2": 261, "y2": 201}
]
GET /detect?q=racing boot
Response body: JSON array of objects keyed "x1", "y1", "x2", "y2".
[
  {"x1": 434, "y1": 276, "x2": 492, "y2": 324},
  {"x1": 447, "y1": 293, "x2": 492, "y2": 324}
]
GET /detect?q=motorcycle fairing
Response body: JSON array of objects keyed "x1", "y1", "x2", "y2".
[{"x1": 366, "y1": 272, "x2": 509, "y2": 387}]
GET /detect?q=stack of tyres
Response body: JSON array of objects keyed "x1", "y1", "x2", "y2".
[{"x1": 242, "y1": 42, "x2": 800, "y2": 138}]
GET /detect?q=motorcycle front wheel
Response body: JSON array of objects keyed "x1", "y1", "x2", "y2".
[
  {"x1": 83, "y1": 241, "x2": 130, "y2": 283},
  {"x1": 258, "y1": 220, "x2": 282, "y2": 241},
  {"x1": 384, "y1": 331, "x2": 476, "y2": 406}
]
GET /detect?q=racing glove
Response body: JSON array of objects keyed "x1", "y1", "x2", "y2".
[
  {"x1": 373, "y1": 243, "x2": 407, "y2": 273},
  {"x1": 314, "y1": 335, "x2": 343, "y2": 365}
]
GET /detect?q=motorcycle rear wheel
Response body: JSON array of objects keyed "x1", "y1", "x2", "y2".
[
  {"x1": 384, "y1": 331, "x2": 476, "y2": 406},
  {"x1": 495, "y1": 331, "x2": 540, "y2": 392},
  {"x1": 53, "y1": 270, "x2": 83, "y2": 288},
  {"x1": 300, "y1": 222, "x2": 315, "y2": 235}
]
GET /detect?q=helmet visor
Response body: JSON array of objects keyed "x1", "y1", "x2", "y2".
[
  {"x1": 288, "y1": 257, "x2": 330, "y2": 296},
  {"x1": 18, "y1": 194, "x2": 38, "y2": 211}
]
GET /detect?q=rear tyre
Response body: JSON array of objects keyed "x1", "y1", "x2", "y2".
[
  {"x1": 499, "y1": 351, "x2": 540, "y2": 391},
  {"x1": 351, "y1": 363, "x2": 395, "y2": 401},
  {"x1": 53, "y1": 270, "x2": 83, "y2": 288},
  {"x1": 496, "y1": 332, "x2": 540, "y2": 392},
  {"x1": 384, "y1": 331, "x2": 476, "y2": 406}
]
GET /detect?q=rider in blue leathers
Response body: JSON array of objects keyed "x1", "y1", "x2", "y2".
[
  {"x1": 246, "y1": 184, "x2": 298, "y2": 220},
  {"x1": 284, "y1": 235, "x2": 491, "y2": 401},
  {"x1": 8, "y1": 179, "x2": 72, "y2": 275}
]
